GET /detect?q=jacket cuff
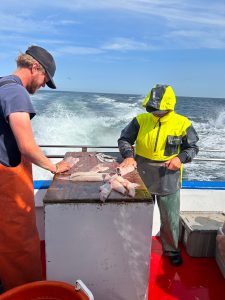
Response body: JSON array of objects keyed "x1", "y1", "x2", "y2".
[
  {"x1": 123, "y1": 150, "x2": 134, "y2": 158},
  {"x1": 177, "y1": 152, "x2": 188, "y2": 163}
]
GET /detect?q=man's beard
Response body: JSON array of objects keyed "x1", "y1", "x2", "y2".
[{"x1": 27, "y1": 80, "x2": 39, "y2": 95}]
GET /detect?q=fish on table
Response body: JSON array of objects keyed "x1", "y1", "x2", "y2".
[{"x1": 57, "y1": 159, "x2": 139, "y2": 201}]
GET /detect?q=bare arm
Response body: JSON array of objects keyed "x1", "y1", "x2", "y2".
[{"x1": 9, "y1": 112, "x2": 70, "y2": 173}]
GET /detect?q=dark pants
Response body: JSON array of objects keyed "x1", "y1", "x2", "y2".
[
  {"x1": 0, "y1": 281, "x2": 4, "y2": 294},
  {"x1": 155, "y1": 190, "x2": 180, "y2": 255}
]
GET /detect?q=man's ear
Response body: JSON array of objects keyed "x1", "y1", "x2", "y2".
[{"x1": 31, "y1": 63, "x2": 39, "y2": 74}]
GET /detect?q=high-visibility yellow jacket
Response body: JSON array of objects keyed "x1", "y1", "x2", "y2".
[
  {"x1": 136, "y1": 111, "x2": 193, "y2": 161},
  {"x1": 118, "y1": 111, "x2": 199, "y2": 195},
  {"x1": 118, "y1": 85, "x2": 199, "y2": 195}
]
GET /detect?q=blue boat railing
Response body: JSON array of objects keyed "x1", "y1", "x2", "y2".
[{"x1": 33, "y1": 180, "x2": 225, "y2": 190}]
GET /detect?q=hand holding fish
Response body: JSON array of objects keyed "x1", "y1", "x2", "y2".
[{"x1": 119, "y1": 157, "x2": 137, "y2": 168}]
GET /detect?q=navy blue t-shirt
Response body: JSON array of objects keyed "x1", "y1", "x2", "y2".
[{"x1": 0, "y1": 75, "x2": 36, "y2": 167}]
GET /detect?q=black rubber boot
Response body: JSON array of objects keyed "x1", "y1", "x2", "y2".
[
  {"x1": 170, "y1": 253, "x2": 183, "y2": 266},
  {"x1": 0, "y1": 281, "x2": 4, "y2": 294}
]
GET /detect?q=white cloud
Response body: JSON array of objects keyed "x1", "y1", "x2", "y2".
[
  {"x1": 56, "y1": 46, "x2": 104, "y2": 56},
  {"x1": 2, "y1": 1, "x2": 225, "y2": 28},
  {"x1": 59, "y1": 20, "x2": 80, "y2": 25},
  {"x1": 44, "y1": 0, "x2": 225, "y2": 28},
  {"x1": 0, "y1": 0, "x2": 225, "y2": 52},
  {"x1": 0, "y1": 13, "x2": 59, "y2": 34},
  {"x1": 102, "y1": 38, "x2": 154, "y2": 51},
  {"x1": 167, "y1": 29, "x2": 225, "y2": 49},
  {"x1": 0, "y1": 12, "x2": 78, "y2": 34}
]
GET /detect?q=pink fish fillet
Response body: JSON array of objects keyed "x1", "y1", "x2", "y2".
[
  {"x1": 110, "y1": 178, "x2": 127, "y2": 195},
  {"x1": 90, "y1": 164, "x2": 109, "y2": 173},
  {"x1": 99, "y1": 174, "x2": 139, "y2": 201},
  {"x1": 114, "y1": 175, "x2": 139, "y2": 197},
  {"x1": 116, "y1": 165, "x2": 135, "y2": 176},
  {"x1": 64, "y1": 156, "x2": 80, "y2": 168},
  {"x1": 70, "y1": 172, "x2": 111, "y2": 182}
]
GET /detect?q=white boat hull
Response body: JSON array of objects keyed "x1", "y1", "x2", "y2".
[{"x1": 35, "y1": 186, "x2": 225, "y2": 240}]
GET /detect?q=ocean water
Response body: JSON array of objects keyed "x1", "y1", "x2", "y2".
[{"x1": 31, "y1": 90, "x2": 225, "y2": 181}]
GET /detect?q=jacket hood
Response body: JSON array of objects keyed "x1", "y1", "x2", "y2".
[{"x1": 143, "y1": 84, "x2": 176, "y2": 112}]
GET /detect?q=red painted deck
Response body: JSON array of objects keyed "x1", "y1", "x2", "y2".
[
  {"x1": 41, "y1": 238, "x2": 225, "y2": 299},
  {"x1": 149, "y1": 237, "x2": 225, "y2": 299}
]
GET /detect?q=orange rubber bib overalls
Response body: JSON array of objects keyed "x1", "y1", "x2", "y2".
[{"x1": 0, "y1": 157, "x2": 42, "y2": 291}]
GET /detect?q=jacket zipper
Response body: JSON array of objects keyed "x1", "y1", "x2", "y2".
[{"x1": 154, "y1": 120, "x2": 161, "y2": 152}]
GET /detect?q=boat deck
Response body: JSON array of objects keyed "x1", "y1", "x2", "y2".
[
  {"x1": 149, "y1": 237, "x2": 225, "y2": 299},
  {"x1": 40, "y1": 237, "x2": 225, "y2": 299}
]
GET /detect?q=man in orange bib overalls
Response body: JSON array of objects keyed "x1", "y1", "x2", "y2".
[{"x1": 0, "y1": 46, "x2": 71, "y2": 291}]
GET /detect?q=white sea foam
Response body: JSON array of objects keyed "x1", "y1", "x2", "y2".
[
  {"x1": 94, "y1": 96, "x2": 116, "y2": 103},
  {"x1": 31, "y1": 91, "x2": 225, "y2": 181}
]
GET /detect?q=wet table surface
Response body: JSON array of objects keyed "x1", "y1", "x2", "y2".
[{"x1": 44, "y1": 152, "x2": 152, "y2": 204}]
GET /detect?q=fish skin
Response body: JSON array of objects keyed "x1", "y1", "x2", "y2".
[
  {"x1": 96, "y1": 153, "x2": 116, "y2": 163},
  {"x1": 99, "y1": 182, "x2": 112, "y2": 202},
  {"x1": 59, "y1": 161, "x2": 138, "y2": 201},
  {"x1": 113, "y1": 175, "x2": 139, "y2": 197},
  {"x1": 70, "y1": 172, "x2": 111, "y2": 182},
  {"x1": 110, "y1": 178, "x2": 126, "y2": 195},
  {"x1": 90, "y1": 164, "x2": 109, "y2": 173},
  {"x1": 99, "y1": 173, "x2": 139, "y2": 201}
]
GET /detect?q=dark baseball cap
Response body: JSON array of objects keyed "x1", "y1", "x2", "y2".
[{"x1": 25, "y1": 45, "x2": 56, "y2": 89}]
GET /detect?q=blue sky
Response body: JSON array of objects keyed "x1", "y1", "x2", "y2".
[{"x1": 1, "y1": 0, "x2": 225, "y2": 97}]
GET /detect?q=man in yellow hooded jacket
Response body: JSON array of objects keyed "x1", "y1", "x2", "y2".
[{"x1": 118, "y1": 84, "x2": 199, "y2": 265}]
